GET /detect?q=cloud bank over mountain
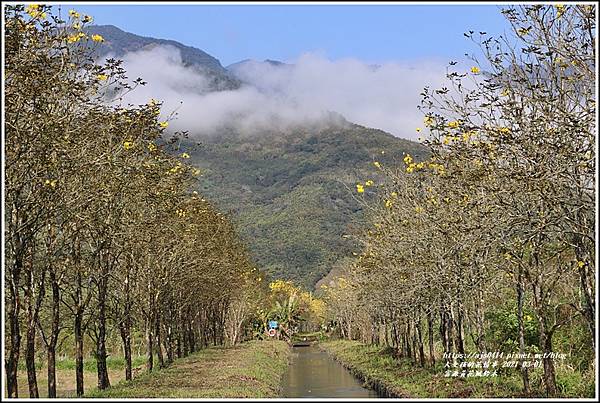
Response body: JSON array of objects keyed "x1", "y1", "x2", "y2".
[{"x1": 113, "y1": 45, "x2": 449, "y2": 139}]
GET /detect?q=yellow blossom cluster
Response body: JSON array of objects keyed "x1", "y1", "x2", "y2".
[
  {"x1": 43, "y1": 178, "x2": 57, "y2": 188},
  {"x1": 67, "y1": 32, "x2": 87, "y2": 43},
  {"x1": 26, "y1": 4, "x2": 46, "y2": 19}
]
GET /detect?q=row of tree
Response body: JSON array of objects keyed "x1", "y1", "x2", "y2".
[
  {"x1": 322, "y1": 4, "x2": 595, "y2": 397},
  {"x1": 5, "y1": 5, "x2": 266, "y2": 398}
]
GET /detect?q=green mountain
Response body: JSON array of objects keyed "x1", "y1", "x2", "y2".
[
  {"x1": 89, "y1": 25, "x2": 429, "y2": 288},
  {"x1": 185, "y1": 121, "x2": 428, "y2": 289}
]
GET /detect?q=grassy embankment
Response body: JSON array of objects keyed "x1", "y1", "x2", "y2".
[
  {"x1": 86, "y1": 340, "x2": 290, "y2": 398},
  {"x1": 321, "y1": 339, "x2": 594, "y2": 398},
  {"x1": 14, "y1": 355, "x2": 149, "y2": 398}
]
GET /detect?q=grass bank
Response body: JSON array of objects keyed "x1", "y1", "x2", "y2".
[
  {"x1": 86, "y1": 340, "x2": 290, "y2": 398},
  {"x1": 321, "y1": 339, "x2": 594, "y2": 398},
  {"x1": 12, "y1": 355, "x2": 163, "y2": 397}
]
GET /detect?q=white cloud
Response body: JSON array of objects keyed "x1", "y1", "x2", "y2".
[{"x1": 111, "y1": 46, "x2": 451, "y2": 140}]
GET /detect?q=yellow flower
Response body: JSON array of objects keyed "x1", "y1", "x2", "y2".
[
  {"x1": 470, "y1": 66, "x2": 480, "y2": 74},
  {"x1": 69, "y1": 9, "x2": 80, "y2": 18},
  {"x1": 147, "y1": 143, "x2": 157, "y2": 152},
  {"x1": 416, "y1": 127, "x2": 422, "y2": 132},
  {"x1": 555, "y1": 4, "x2": 565, "y2": 17},
  {"x1": 385, "y1": 199, "x2": 393, "y2": 209},
  {"x1": 462, "y1": 131, "x2": 475, "y2": 142},
  {"x1": 91, "y1": 34, "x2": 104, "y2": 42},
  {"x1": 447, "y1": 120, "x2": 460, "y2": 129},
  {"x1": 44, "y1": 179, "x2": 57, "y2": 188},
  {"x1": 499, "y1": 127, "x2": 511, "y2": 134},
  {"x1": 517, "y1": 27, "x2": 530, "y2": 36},
  {"x1": 356, "y1": 184, "x2": 365, "y2": 193},
  {"x1": 365, "y1": 180, "x2": 374, "y2": 187},
  {"x1": 403, "y1": 154, "x2": 413, "y2": 165},
  {"x1": 416, "y1": 162, "x2": 424, "y2": 170},
  {"x1": 443, "y1": 136, "x2": 450, "y2": 145},
  {"x1": 72, "y1": 22, "x2": 81, "y2": 30},
  {"x1": 159, "y1": 121, "x2": 169, "y2": 129},
  {"x1": 181, "y1": 152, "x2": 190, "y2": 159},
  {"x1": 577, "y1": 260, "x2": 585, "y2": 268},
  {"x1": 414, "y1": 206, "x2": 424, "y2": 214},
  {"x1": 97, "y1": 74, "x2": 108, "y2": 81},
  {"x1": 406, "y1": 165, "x2": 414, "y2": 173},
  {"x1": 391, "y1": 192, "x2": 397, "y2": 198},
  {"x1": 123, "y1": 141, "x2": 134, "y2": 150},
  {"x1": 26, "y1": 4, "x2": 46, "y2": 19},
  {"x1": 373, "y1": 161, "x2": 381, "y2": 169},
  {"x1": 82, "y1": 15, "x2": 93, "y2": 23}
]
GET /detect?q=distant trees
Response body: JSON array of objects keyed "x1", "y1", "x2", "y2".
[
  {"x1": 322, "y1": 4, "x2": 595, "y2": 397},
  {"x1": 5, "y1": 5, "x2": 264, "y2": 398}
]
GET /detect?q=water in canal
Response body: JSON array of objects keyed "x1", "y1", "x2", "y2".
[{"x1": 281, "y1": 345, "x2": 379, "y2": 398}]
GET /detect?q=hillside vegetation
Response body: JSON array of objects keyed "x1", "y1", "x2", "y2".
[{"x1": 185, "y1": 123, "x2": 427, "y2": 288}]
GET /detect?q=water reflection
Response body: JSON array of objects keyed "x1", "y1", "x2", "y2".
[{"x1": 281, "y1": 345, "x2": 379, "y2": 398}]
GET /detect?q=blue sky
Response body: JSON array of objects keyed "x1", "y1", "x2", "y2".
[{"x1": 61, "y1": 3, "x2": 512, "y2": 66}]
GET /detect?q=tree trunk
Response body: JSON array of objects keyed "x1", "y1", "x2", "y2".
[
  {"x1": 74, "y1": 310, "x2": 85, "y2": 397},
  {"x1": 96, "y1": 273, "x2": 110, "y2": 389},
  {"x1": 539, "y1": 321, "x2": 557, "y2": 396},
  {"x1": 46, "y1": 270, "x2": 61, "y2": 398},
  {"x1": 6, "y1": 255, "x2": 23, "y2": 398},
  {"x1": 439, "y1": 307, "x2": 449, "y2": 355},
  {"x1": 416, "y1": 319, "x2": 426, "y2": 367},
  {"x1": 516, "y1": 270, "x2": 530, "y2": 394},
  {"x1": 120, "y1": 267, "x2": 133, "y2": 381},
  {"x1": 165, "y1": 323, "x2": 174, "y2": 363},
  {"x1": 427, "y1": 312, "x2": 436, "y2": 366},
  {"x1": 155, "y1": 315, "x2": 165, "y2": 368},
  {"x1": 453, "y1": 302, "x2": 465, "y2": 356},
  {"x1": 25, "y1": 323, "x2": 39, "y2": 398},
  {"x1": 47, "y1": 346, "x2": 56, "y2": 398},
  {"x1": 577, "y1": 262, "x2": 595, "y2": 347},
  {"x1": 119, "y1": 323, "x2": 132, "y2": 381},
  {"x1": 145, "y1": 313, "x2": 154, "y2": 372},
  {"x1": 25, "y1": 260, "x2": 45, "y2": 398}
]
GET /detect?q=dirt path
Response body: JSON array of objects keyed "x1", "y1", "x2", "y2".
[{"x1": 86, "y1": 340, "x2": 290, "y2": 398}]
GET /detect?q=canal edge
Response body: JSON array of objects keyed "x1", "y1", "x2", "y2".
[{"x1": 317, "y1": 342, "x2": 409, "y2": 398}]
